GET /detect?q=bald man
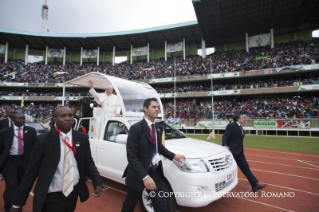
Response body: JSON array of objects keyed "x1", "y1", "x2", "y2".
[{"x1": 11, "y1": 107, "x2": 102, "y2": 212}]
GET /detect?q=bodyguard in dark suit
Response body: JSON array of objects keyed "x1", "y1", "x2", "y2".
[
  {"x1": 0, "y1": 109, "x2": 16, "y2": 130},
  {"x1": 0, "y1": 113, "x2": 37, "y2": 212},
  {"x1": 121, "y1": 98, "x2": 185, "y2": 212},
  {"x1": 10, "y1": 107, "x2": 103, "y2": 212},
  {"x1": 222, "y1": 113, "x2": 267, "y2": 192}
]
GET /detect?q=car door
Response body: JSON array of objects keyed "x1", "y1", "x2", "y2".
[{"x1": 96, "y1": 120, "x2": 128, "y2": 184}]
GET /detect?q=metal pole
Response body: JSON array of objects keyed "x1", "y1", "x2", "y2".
[
  {"x1": 270, "y1": 28, "x2": 274, "y2": 49},
  {"x1": 165, "y1": 41, "x2": 167, "y2": 61},
  {"x1": 210, "y1": 59, "x2": 215, "y2": 141},
  {"x1": 63, "y1": 47, "x2": 66, "y2": 66},
  {"x1": 147, "y1": 43, "x2": 149, "y2": 62},
  {"x1": 130, "y1": 45, "x2": 133, "y2": 65},
  {"x1": 62, "y1": 84, "x2": 66, "y2": 106},
  {"x1": 80, "y1": 47, "x2": 83, "y2": 65},
  {"x1": 97, "y1": 46, "x2": 100, "y2": 66},
  {"x1": 245, "y1": 33, "x2": 249, "y2": 53},
  {"x1": 5, "y1": 42, "x2": 9, "y2": 63},
  {"x1": 45, "y1": 46, "x2": 48, "y2": 65},
  {"x1": 174, "y1": 57, "x2": 176, "y2": 127},
  {"x1": 25, "y1": 44, "x2": 29, "y2": 65},
  {"x1": 112, "y1": 46, "x2": 115, "y2": 66}
]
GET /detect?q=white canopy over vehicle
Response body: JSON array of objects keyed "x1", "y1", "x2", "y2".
[{"x1": 61, "y1": 72, "x2": 163, "y2": 119}]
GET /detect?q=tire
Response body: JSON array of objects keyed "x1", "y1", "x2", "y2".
[{"x1": 139, "y1": 181, "x2": 177, "y2": 212}]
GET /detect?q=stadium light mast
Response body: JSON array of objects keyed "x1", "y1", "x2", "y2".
[{"x1": 41, "y1": 0, "x2": 49, "y2": 32}]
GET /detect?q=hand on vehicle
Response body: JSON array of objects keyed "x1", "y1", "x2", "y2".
[
  {"x1": 174, "y1": 154, "x2": 186, "y2": 163},
  {"x1": 10, "y1": 207, "x2": 22, "y2": 212},
  {"x1": 224, "y1": 146, "x2": 230, "y2": 150},
  {"x1": 143, "y1": 176, "x2": 156, "y2": 191}
]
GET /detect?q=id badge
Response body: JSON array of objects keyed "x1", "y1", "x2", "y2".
[{"x1": 152, "y1": 153, "x2": 161, "y2": 165}]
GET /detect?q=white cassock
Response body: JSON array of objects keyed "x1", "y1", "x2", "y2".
[{"x1": 89, "y1": 88, "x2": 121, "y2": 134}]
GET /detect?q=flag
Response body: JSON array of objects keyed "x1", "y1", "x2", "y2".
[
  {"x1": 21, "y1": 95, "x2": 24, "y2": 108},
  {"x1": 207, "y1": 130, "x2": 216, "y2": 140},
  {"x1": 65, "y1": 96, "x2": 70, "y2": 106},
  {"x1": 162, "y1": 125, "x2": 165, "y2": 146}
]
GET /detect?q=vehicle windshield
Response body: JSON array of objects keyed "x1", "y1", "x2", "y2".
[
  {"x1": 24, "y1": 122, "x2": 45, "y2": 130},
  {"x1": 127, "y1": 119, "x2": 186, "y2": 140}
]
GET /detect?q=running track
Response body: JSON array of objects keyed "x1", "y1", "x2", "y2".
[{"x1": 0, "y1": 148, "x2": 318, "y2": 212}]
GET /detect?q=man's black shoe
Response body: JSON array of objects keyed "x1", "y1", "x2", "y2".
[{"x1": 253, "y1": 184, "x2": 267, "y2": 192}]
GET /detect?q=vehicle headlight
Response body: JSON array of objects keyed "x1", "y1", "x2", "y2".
[{"x1": 174, "y1": 159, "x2": 210, "y2": 173}]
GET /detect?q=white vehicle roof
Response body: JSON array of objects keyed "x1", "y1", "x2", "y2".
[{"x1": 63, "y1": 73, "x2": 163, "y2": 119}]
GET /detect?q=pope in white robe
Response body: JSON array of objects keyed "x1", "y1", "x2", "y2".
[{"x1": 88, "y1": 81, "x2": 121, "y2": 135}]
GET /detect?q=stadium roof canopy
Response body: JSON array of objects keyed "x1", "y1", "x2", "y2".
[
  {"x1": 193, "y1": 0, "x2": 319, "y2": 47},
  {"x1": 0, "y1": 21, "x2": 201, "y2": 52}
]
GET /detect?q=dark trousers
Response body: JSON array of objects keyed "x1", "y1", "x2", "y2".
[
  {"x1": 121, "y1": 167, "x2": 169, "y2": 212},
  {"x1": 234, "y1": 154, "x2": 258, "y2": 188},
  {"x1": 2, "y1": 155, "x2": 24, "y2": 212},
  {"x1": 42, "y1": 189, "x2": 78, "y2": 212}
]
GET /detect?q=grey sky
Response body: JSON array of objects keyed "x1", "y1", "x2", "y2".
[{"x1": 0, "y1": 0, "x2": 197, "y2": 33}]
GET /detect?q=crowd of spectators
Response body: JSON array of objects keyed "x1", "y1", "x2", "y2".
[
  {"x1": 1, "y1": 40, "x2": 318, "y2": 83},
  {"x1": 162, "y1": 96, "x2": 319, "y2": 120}
]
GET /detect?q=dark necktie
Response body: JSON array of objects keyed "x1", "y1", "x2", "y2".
[
  {"x1": 151, "y1": 124, "x2": 156, "y2": 143},
  {"x1": 151, "y1": 124, "x2": 157, "y2": 171},
  {"x1": 240, "y1": 126, "x2": 244, "y2": 137}
]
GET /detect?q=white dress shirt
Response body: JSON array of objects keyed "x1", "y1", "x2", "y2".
[
  {"x1": 48, "y1": 129, "x2": 80, "y2": 193},
  {"x1": 10, "y1": 125, "x2": 24, "y2": 155}
]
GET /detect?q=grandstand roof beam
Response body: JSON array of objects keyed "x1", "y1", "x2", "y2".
[
  {"x1": 76, "y1": 38, "x2": 87, "y2": 49},
  {"x1": 106, "y1": 37, "x2": 118, "y2": 50},
  {"x1": 0, "y1": 34, "x2": 10, "y2": 45},
  {"x1": 125, "y1": 35, "x2": 136, "y2": 47},
  {"x1": 142, "y1": 34, "x2": 154, "y2": 47},
  {"x1": 57, "y1": 38, "x2": 71, "y2": 51},
  {"x1": 39, "y1": 37, "x2": 51, "y2": 48},
  {"x1": 218, "y1": 0, "x2": 226, "y2": 44},
  {"x1": 91, "y1": 37, "x2": 101, "y2": 49},
  {"x1": 18, "y1": 35, "x2": 34, "y2": 49},
  {"x1": 293, "y1": 0, "x2": 306, "y2": 31},
  {"x1": 159, "y1": 31, "x2": 169, "y2": 43}
]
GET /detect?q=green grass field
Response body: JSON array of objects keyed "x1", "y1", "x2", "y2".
[{"x1": 185, "y1": 134, "x2": 319, "y2": 154}]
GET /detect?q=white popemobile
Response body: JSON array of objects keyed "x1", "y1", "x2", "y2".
[{"x1": 62, "y1": 73, "x2": 238, "y2": 212}]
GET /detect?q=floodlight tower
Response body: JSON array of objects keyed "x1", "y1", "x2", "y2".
[{"x1": 41, "y1": 0, "x2": 49, "y2": 32}]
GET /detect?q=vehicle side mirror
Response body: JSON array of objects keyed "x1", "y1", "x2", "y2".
[{"x1": 116, "y1": 134, "x2": 128, "y2": 144}]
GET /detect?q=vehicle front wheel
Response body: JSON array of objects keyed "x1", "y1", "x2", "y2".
[{"x1": 139, "y1": 181, "x2": 177, "y2": 212}]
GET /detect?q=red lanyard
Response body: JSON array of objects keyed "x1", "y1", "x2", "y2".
[
  {"x1": 14, "y1": 128, "x2": 24, "y2": 140},
  {"x1": 55, "y1": 126, "x2": 76, "y2": 156},
  {"x1": 147, "y1": 124, "x2": 156, "y2": 143}
]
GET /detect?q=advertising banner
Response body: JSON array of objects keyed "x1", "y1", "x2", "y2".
[
  {"x1": 82, "y1": 49, "x2": 98, "y2": 58},
  {"x1": 207, "y1": 90, "x2": 240, "y2": 96},
  {"x1": 166, "y1": 42, "x2": 183, "y2": 52},
  {"x1": 207, "y1": 72, "x2": 239, "y2": 79},
  {"x1": 132, "y1": 46, "x2": 148, "y2": 56},
  {"x1": 47, "y1": 48, "x2": 64, "y2": 58},
  {"x1": 53, "y1": 96, "x2": 79, "y2": 101},
  {"x1": 297, "y1": 85, "x2": 319, "y2": 91},
  {"x1": 54, "y1": 83, "x2": 78, "y2": 87},
  {"x1": 0, "y1": 82, "x2": 28, "y2": 86},
  {"x1": 253, "y1": 120, "x2": 310, "y2": 128},
  {"x1": 150, "y1": 77, "x2": 176, "y2": 83},
  {"x1": 159, "y1": 93, "x2": 176, "y2": 98},
  {"x1": 0, "y1": 96, "x2": 28, "y2": 100},
  {"x1": 248, "y1": 33, "x2": 272, "y2": 48},
  {"x1": 167, "y1": 117, "x2": 181, "y2": 127},
  {"x1": 275, "y1": 64, "x2": 319, "y2": 72},
  {"x1": 195, "y1": 120, "x2": 229, "y2": 128}
]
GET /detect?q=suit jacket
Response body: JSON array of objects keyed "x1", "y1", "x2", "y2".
[
  {"x1": 0, "y1": 118, "x2": 9, "y2": 131},
  {"x1": 12, "y1": 130, "x2": 102, "y2": 212},
  {"x1": 222, "y1": 122, "x2": 245, "y2": 156},
  {"x1": 49, "y1": 113, "x2": 55, "y2": 131},
  {"x1": 122, "y1": 119, "x2": 175, "y2": 192},
  {"x1": 0, "y1": 126, "x2": 37, "y2": 172}
]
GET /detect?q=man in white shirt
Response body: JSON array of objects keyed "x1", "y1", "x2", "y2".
[
  {"x1": 88, "y1": 80, "x2": 121, "y2": 134},
  {"x1": 10, "y1": 107, "x2": 102, "y2": 212},
  {"x1": 0, "y1": 113, "x2": 37, "y2": 212}
]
